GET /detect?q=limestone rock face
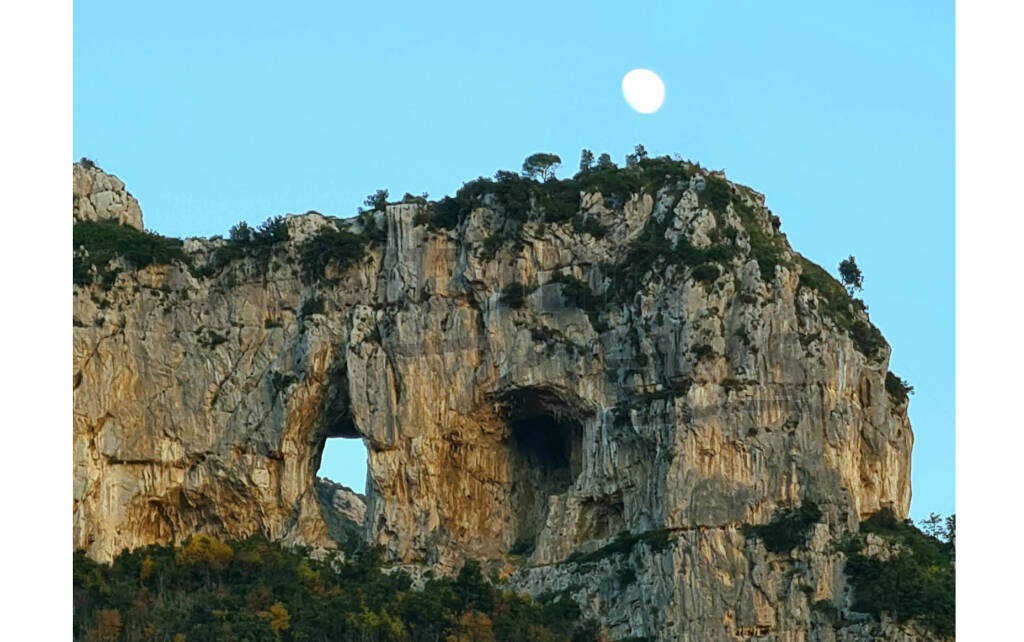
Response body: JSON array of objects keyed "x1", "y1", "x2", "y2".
[
  {"x1": 72, "y1": 161, "x2": 918, "y2": 640},
  {"x1": 73, "y1": 162, "x2": 144, "y2": 230},
  {"x1": 316, "y1": 477, "x2": 366, "y2": 527}
]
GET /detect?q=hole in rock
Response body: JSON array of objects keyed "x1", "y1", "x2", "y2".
[
  {"x1": 501, "y1": 388, "x2": 586, "y2": 548},
  {"x1": 317, "y1": 437, "x2": 367, "y2": 494},
  {"x1": 315, "y1": 435, "x2": 368, "y2": 549}
]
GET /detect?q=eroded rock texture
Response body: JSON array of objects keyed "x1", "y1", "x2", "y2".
[{"x1": 73, "y1": 162, "x2": 917, "y2": 640}]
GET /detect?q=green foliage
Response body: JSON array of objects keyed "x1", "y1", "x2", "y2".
[
  {"x1": 917, "y1": 512, "x2": 955, "y2": 545},
  {"x1": 796, "y1": 255, "x2": 888, "y2": 359},
  {"x1": 733, "y1": 199, "x2": 785, "y2": 282},
  {"x1": 299, "y1": 228, "x2": 367, "y2": 284},
  {"x1": 499, "y1": 282, "x2": 530, "y2": 309},
  {"x1": 521, "y1": 153, "x2": 562, "y2": 181},
  {"x1": 300, "y1": 296, "x2": 325, "y2": 317},
  {"x1": 608, "y1": 207, "x2": 737, "y2": 298},
  {"x1": 358, "y1": 209, "x2": 388, "y2": 243},
  {"x1": 79, "y1": 156, "x2": 97, "y2": 169},
  {"x1": 850, "y1": 320, "x2": 887, "y2": 359},
  {"x1": 73, "y1": 220, "x2": 186, "y2": 285},
  {"x1": 74, "y1": 538, "x2": 598, "y2": 641},
  {"x1": 615, "y1": 567, "x2": 637, "y2": 586},
  {"x1": 845, "y1": 509, "x2": 955, "y2": 637},
  {"x1": 578, "y1": 149, "x2": 595, "y2": 173},
  {"x1": 838, "y1": 255, "x2": 864, "y2": 294},
  {"x1": 563, "y1": 529, "x2": 672, "y2": 566},
  {"x1": 691, "y1": 263, "x2": 720, "y2": 284},
  {"x1": 743, "y1": 502, "x2": 822, "y2": 554},
  {"x1": 509, "y1": 538, "x2": 536, "y2": 556},
  {"x1": 401, "y1": 192, "x2": 428, "y2": 204},
  {"x1": 208, "y1": 216, "x2": 291, "y2": 274},
  {"x1": 570, "y1": 214, "x2": 608, "y2": 238},
  {"x1": 550, "y1": 272, "x2": 605, "y2": 331},
  {"x1": 534, "y1": 177, "x2": 580, "y2": 222},
  {"x1": 699, "y1": 174, "x2": 733, "y2": 212},
  {"x1": 624, "y1": 144, "x2": 649, "y2": 168},
  {"x1": 364, "y1": 189, "x2": 389, "y2": 211},
  {"x1": 885, "y1": 371, "x2": 914, "y2": 404},
  {"x1": 576, "y1": 164, "x2": 646, "y2": 209},
  {"x1": 811, "y1": 600, "x2": 839, "y2": 623}
]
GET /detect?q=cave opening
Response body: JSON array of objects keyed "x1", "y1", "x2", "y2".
[
  {"x1": 502, "y1": 388, "x2": 586, "y2": 549},
  {"x1": 314, "y1": 435, "x2": 369, "y2": 549},
  {"x1": 317, "y1": 437, "x2": 367, "y2": 495},
  {"x1": 311, "y1": 375, "x2": 369, "y2": 549}
]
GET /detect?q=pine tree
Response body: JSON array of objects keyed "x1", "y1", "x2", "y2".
[
  {"x1": 838, "y1": 255, "x2": 864, "y2": 295},
  {"x1": 578, "y1": 149, "x2": 595, "y2": 173}
]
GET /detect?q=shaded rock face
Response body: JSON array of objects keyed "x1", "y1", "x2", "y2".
[
  {"x1": 316, "y1": 477, "x2": 366, "y2": 528},
  {"x1": 72, "y1": 162, "x2": 915, "y2": 640}
]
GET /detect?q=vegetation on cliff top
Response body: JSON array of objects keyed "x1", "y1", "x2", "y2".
[
  {"x1": 73, "y1": 220, "x2": 186, "y2": 287},
  {"x1": 72, "y1": 153, "x2": 890, "y2": 361},
  {"x1": 74, "y1": 536, "x2": 599, "y2": 642}
]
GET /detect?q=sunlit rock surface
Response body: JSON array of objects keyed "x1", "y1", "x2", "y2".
[{"x1": 72, "y1": 162, "x2": 917, "y2": 640}]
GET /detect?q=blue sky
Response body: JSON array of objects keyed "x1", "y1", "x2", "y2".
[{"x1": 74, "y1": 1, "x2": 954, "y2": 519}]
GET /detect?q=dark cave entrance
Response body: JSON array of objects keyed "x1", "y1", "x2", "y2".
[{"x1": 501, "y1": 388, "x2": 586, "y2": 548}]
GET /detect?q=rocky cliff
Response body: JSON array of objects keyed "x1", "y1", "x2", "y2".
[{"x1": 72, "y1": 159, "x2": 922, "y2": 640}]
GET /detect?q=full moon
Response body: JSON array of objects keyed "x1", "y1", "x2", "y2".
[{"x1": 622, "y1": 69, "x2": 665, "y2": 114}]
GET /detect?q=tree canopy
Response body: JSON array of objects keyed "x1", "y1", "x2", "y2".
[
  {"x1": 838, "y1": 255, "x2": 864, "y2": 294},
  {"x1": 521, "y1": 153, "x2": 562, "y2": 181}
]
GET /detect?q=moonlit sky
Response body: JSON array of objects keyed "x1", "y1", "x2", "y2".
[{"x1": 73, "y1": 1, "x2": 954, "y2": 519}]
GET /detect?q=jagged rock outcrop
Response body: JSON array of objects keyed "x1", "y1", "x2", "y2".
[
  {"x1": 73, "y1": 162, "x2": 144, "y2": 230},
  {"x1": 316, "y1": 477, "x2": 366, "y2": 529},
  {"x1": 72, "y1": 161, "x2": 919, "y2": 640}
]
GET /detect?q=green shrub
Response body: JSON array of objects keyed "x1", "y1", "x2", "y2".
[
  {"x1": 850, "y1": 321, "x2": 886, "y2": 359},
  {"x1": 885, "y1": 372, "x2": 914, "y2": 404},
  {"x1": 691, "y1": 264, "x2": 720, "y2": 284},
  {"x1": 811, "y1": 600, "x2": 839, "y2": 623},
  {"x1": 550, "y1": 272, "x2": 606, "y2": 331},
  {"x1": 364, "y1": 189, "x2": 389, "y2": 211},
  {"x1": 208, "y1": 216, "x2": 291, "y2": 273},
  {"x1": 74, "y1": 537, "x2": 597, "y2": 642},
  {"x1": 429, "y1": 196, "x2": 464, "y2": 230},
  {"x1": 616, "y1": 567, "x2": 637, "y2": 586},
  {"x1": 699, "y1": 174, "x2": 733, "y2": 212},
  {"x1": 743, "y1": 502, "x2": 822, "y2": 554},
  {"x1": 299, "y1": 228, "x2": 366, "y2": 284},
  {"x1": 73, "y1": 220, "x2": 186, "y2": 285},
  {"x1": 551, "y1": 273, "x2": 598, "y2": 312},
  {"x1": 357, "y1": 210, "x2": 387, "y2": 243},
  {"x1": 500, "y1": 283, "x2": 529, "y2": 309},
  {"x1": 690, "y1": 344, "x2": 714, "y2": 361},
  {"x1": 509, "y1": 538, "x2": 536, "y2": 556},
  {"x1": 300, "y1": 296, "x2": 325, "y2": 317},
  {"x1": 200, "y1": 330, "x2": 229, "y2": 348},
  {"x1": 796, "y1": 255, "x2": 888, "y2": 359},
  {"x1": 564, "y1": 529, "x2": 672, "y2": 566},
  {"x1": 480, "y1": 230, "x2": 512, "y2": 259},
  {"x1": 733, "y1": 200, "x2": 785, "y2": 282},
  {"x1": 845, "y1": 509, "x2": 955, "y2": 637},
  {"x1": 570, "y1": 214, "x2": 608, "y2": 238}
]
